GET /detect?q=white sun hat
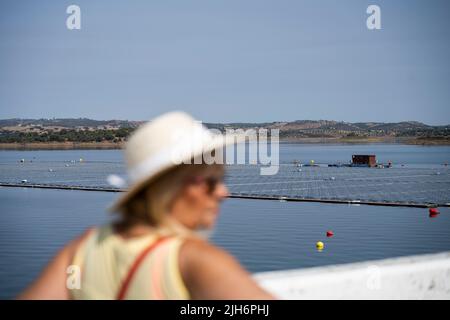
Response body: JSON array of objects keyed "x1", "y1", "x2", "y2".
[{"x1": 110, "y1": 111, "x2": 239, "y2": 211}]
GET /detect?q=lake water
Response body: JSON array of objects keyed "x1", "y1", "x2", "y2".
[{"x1": 0, "y1": 144, "x2": 449, "y2": 299}]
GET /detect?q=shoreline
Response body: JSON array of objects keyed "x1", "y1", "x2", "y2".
[
  {"x1": 0, "y1": 137, "x2": 449, "y2": 150},
  {"x1": 0, "y1": 141, "x2": 124, "y2": 150}
]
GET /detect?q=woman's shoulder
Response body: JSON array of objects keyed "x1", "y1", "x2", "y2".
[
  {"x1": 178, "y1": 236, "x2": 236, "y2": 278},
  {"x1": 66, "y1": 226, "x2": 98, "y2": 258},
  {"x1": 177, "y1": 237, "x2": 274, "y2": 299},
  {"x1": 179, "y1": 236, "x2": 231, "y2": 263}
]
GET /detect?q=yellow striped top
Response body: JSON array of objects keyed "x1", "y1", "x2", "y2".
[{"x1": 69, "y1": 224, "x2": 190, "y2": 300}]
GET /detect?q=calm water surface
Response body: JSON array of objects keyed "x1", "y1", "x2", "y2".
[{"x1": 0, "y1": 144, "x2": 449, "y2": 299}]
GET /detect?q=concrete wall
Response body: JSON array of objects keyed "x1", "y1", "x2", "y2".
[{"x1": 254, "y1": 251, "x2": 450, "y2": 299}]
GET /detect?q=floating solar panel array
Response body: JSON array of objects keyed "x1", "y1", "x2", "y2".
[
  {"x1": 0, "y1": 159, "x2": 449, "y2": 207},
  {"x1": 225, "y1": 164, "x2": 450, "y2": 206}
]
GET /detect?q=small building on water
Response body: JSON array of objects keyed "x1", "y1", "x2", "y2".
[{"x1": 352, "y1": 155, "x2": 377, "y2": 167}]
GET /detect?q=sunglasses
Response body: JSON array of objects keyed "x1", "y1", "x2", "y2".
[{"x1": 187, "y1": 175, "x2": 224, "y2": 193}]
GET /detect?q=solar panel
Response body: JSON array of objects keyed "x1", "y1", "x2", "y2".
[{"x1": 0, "y1": 160, "x2": 449, "y2": 207}]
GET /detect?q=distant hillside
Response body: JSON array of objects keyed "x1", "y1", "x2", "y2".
[
  {"x1": 0, "y1": 118, "x2": 141, "y2": 129},
  {"x1": 0, "y1": 118, "x2": 448, "y2": 145},
  {"x1": 205, "y1": 120, "x2": 449, "y2": 139}
]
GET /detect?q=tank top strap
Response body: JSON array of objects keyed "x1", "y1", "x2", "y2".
[
  {"x1": 116, "y1": 235, "x2": 172, "y2": 299},
  {"x1": 122, "y1": 234, "x2": 191, "y2": 300},
  {"x1": 70, "y1": 224, "x2": 191, "y2": 300}
]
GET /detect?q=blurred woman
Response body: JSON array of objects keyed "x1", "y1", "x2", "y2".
[{"x1": 19, "y1": 112, "x2": 273, "y2": 300}]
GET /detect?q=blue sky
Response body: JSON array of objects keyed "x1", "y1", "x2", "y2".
[{"x1": 0, "y1": 0, "x2": 449, "y2": 124}]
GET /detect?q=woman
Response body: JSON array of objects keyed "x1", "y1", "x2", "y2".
[{"x1": 19, "y1": 111, "x2": 274, "y2": 300}]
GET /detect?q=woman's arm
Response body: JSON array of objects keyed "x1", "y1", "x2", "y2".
[
  {"x1": 17, "y1": 229, "x2": 92, "y2": 300},
  {"x1": 179, "y1": 238, "x2": 275, "y2": 300}
]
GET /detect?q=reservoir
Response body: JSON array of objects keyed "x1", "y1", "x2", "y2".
[{"x1": 0, "y1": 144, "x2": 449, "y2": 299}]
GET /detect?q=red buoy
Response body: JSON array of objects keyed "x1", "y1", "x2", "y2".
[
  {"x1": 429, "y1": 208, "x2": 439, "y2": 214},
  {"x1": 326, "y1": 230, "x2": 334, "y2": 237},
  {"x1": 429, "y1": 207, "x2": 440, "y2": 218}
]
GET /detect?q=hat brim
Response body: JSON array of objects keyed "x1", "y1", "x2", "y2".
[{"x1": 108, "y1": 133, "x2": 248, "y2": 213}]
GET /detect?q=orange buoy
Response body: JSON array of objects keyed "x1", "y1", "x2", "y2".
[{"x1": 326, "y1": 230, "x2": 334, "y2": 237}]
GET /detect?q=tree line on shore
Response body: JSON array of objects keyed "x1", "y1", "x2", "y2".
[
  {"x1": 0, "y1": 128, "x2": 134, "y2": 143},
  {"x1": 0, "y1": 126, "x2": 448, "y2": 144},
  {"x1": 1, "y1": 117, "x2": 449, "y2": 144}
]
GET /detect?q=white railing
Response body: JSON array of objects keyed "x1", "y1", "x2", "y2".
[{"x1": 254, "y1": 251, "x2": 450, "y2": 299}]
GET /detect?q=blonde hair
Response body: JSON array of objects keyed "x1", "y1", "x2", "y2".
[{"x1": 117, "y1": 163, "x2": 224, "y2": 228}]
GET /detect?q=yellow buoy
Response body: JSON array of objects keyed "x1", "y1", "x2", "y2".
[{"x1": 316, "y1": 241, "x2": 324, "y2": 250}]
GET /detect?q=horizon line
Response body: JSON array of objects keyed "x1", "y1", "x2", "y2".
[{"x1": 0, "y1": 117, "x2": 449, "y2": 127}]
